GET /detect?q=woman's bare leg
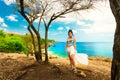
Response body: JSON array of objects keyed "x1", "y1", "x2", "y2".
[
  {"x1": 71, "y1": 54, "x2": 76, "y2": 68},
  {"x1": 70, "y1": 54, "x2": 77, "y2": 73},
  {"x1": 68, "y1": 52, "x2": 72, "y2": 68}
]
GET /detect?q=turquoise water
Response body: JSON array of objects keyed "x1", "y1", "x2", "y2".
[{"x1": 48, "y1": 42, "x2": 113, "y2": 58}]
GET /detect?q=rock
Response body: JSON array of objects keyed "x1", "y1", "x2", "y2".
[{"x1": 76, "y1": 71, "x2": 86, "y2": 78}]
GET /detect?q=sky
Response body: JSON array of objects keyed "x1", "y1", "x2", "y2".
[{"x1": 0, "y1": 0, "x2": 116, "y2": 42}]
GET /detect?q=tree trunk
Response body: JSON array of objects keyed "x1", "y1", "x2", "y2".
[
  {"x1": 36, "y1": 32, "x2": 42, "y2": 61},
  {"x1": 30, "y1": 28, "x2": 42, "y2": 61},
  {"x1": 19, "y1": 14, "x2": 42, "y2": 61},
  {"x1": 28, "y1": 24, "x2": 42, "y2": 61},
  {"x1": 109, "y1": 0, "x2": 120, "y2": 80},
  {"x1": 28, "y1": 25, "x2": 36, "y2": 53},
  {"x1": 37, "y1": 17, "x2": 43, "y2": 61},
  {"x1": 43, "y1": 18, "x2": 53, "y2": 63},
  {"x1": 45, "y1": 27, "x2": 49, "y2": 62},
  {"x1": 27, "y1": 25, "x2": 36, "y2": 57},
  {"x1": 19, "y1": 0, "x2": 42, "y2": 62}
]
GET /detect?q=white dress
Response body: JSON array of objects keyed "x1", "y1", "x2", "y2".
[
  {"x1": 67, "y1": 46, "x2": 88, "y2": 65},
  {"x1": 75, "y1": 51, "x2": 88, "y2": 65}
]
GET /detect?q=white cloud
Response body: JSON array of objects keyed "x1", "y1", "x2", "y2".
[
  {"x1": 72, "y1": 30, "x2": 77, "y2": 34},
  {"x1": 6, "y1": 14, "x2": 18, "y2": 22},
  {"x1": 0, "y1": 17, "x2": 8, "y2": 28},
  {"x1": 1, "y1": 23, "x2": 8, "y2": 27},
  {"x1": 66, "y1": 26, "x2": 70, "y2": 30},
  {"x1": 79, "y1": 1, "x2": 116, "y2": 34},
  {"x1": 4, "y1": 0, "x2": 16, "y2": 5},
  {"x1": 0, "y1": 17, "x2": 4, "y2": 23},
  {"x1": 58, "y1": 27, "x2": 63, "y2": 30},
  {"x1": 77, "y1": 20, "x2": 85, "y2": 26},
  {"x1": 24, "y1": 26, "x2": 27, "y2": 29},
  {"x1": 76, "y1": 20, "x2": 93, "y2": 27}
]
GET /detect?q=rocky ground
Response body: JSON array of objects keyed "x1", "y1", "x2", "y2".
[{"x1": 0, "y1": 53, "x2": 112, "y2": 80}]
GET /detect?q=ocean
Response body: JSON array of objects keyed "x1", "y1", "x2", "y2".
[{"x1": 48, "y1": 42, "x2": 113, "y2": 58}]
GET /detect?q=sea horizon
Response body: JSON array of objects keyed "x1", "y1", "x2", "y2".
[{"x1": 48, "y1": 42, "x2": 113, "y2": 58}]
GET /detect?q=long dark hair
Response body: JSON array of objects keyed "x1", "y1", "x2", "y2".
[{"x1": 68, "y1": 29, "x2": 73, "y2": 36}]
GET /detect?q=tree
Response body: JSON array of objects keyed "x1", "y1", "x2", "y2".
[
  {"x1": 109, "y1": 0, "x2": 120, "y2": 80},
  {"x1": 16, "y1": 0, "x2": 42, "y2": 61},
  {"x1": 15, "y1": 0, "x2": 94, "y2": 63}
]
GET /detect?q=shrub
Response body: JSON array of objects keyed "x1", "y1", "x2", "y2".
[
  {"x1": 0, "y1": 32, "x2": 28, "y2": 53},
  {"x1": 0, "y1": 30, "x2": 5, "y2": 37}
]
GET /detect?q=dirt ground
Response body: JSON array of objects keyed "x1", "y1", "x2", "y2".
[{"x1": 0, "y1": 53, "x2": 112, "y2": 80}]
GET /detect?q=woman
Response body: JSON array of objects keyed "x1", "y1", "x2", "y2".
[{"x1": 65, "y1": 29, "x2": 77, "y2": 73}]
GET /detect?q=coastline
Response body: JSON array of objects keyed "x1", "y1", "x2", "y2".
[
  {"x1": 47, "y1": 49, "x2": 112, "y2": 60},
  {"x1": 48, "y1": 42, "x2": 113, "y2": 58}
]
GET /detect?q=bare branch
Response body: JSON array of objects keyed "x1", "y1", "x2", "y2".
[
  {"x1": 38, "y1": 3, "x2": 48, "y2": 32},
  {"x1": 52, "y1": 0, "x2": 93, "y2": 20},
  {"x1": 42, "y1": 17, "x2": 47, "y2": 28}
]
